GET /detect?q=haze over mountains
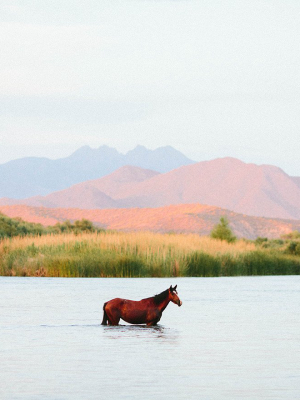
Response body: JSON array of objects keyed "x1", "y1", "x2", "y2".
[
  {"x1": 1, "y1": 154, "x2": 300, "y2": 220},
  {"x1": 0, "y1": 145, "x2": 194, "y2": 198}
]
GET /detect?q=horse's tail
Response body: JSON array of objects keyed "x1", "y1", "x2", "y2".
[{"x1": 101, "y1": 302, "x2": 108, "y2": 325}]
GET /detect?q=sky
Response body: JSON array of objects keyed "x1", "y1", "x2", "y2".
[{"x1": 0, "y1": 0, "x2": 300, "y2": 175}]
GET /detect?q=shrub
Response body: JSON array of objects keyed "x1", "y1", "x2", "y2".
[
  {"x1": 255, "y1": 237, "x2": 268, "y2": 246},
  {"x1": 210, "y1": 217, "x2": 236, "y2": 243},
  {"x1": 0, "y1": 212, "x2": 103, "y2": 240},
  {"x1": 285, "y1": 241, "x2": 300, "y2": 256},
  {"x1": 281, "y1": 230, "x2": 300, "y2": 240}
]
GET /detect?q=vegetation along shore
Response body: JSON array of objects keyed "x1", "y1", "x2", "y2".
[{"x1": 0, "y1": 213, "x2": 299, "y2": 277}]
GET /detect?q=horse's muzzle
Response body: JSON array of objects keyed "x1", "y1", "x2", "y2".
[{"x1": 178, "y1": 300, "x2": 182, "y2": 307}]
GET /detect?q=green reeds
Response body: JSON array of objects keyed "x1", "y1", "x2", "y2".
[
  {"x1": 184, "y1": 251, "x2": 300, "y2": 277},
  {"x1": 0, "y1": 231, "x2": 299, "y2": 277}
]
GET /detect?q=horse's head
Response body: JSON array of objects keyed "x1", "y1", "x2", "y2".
[{"x1": 169, "y1": 285, "x2": 182, "y2": 307}]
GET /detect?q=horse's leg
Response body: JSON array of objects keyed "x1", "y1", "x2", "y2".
[
  {"x1": 147, "y1": 319, "x2": 159, "y2": 326},
  {"x1": 101, "y1": 302, "x2": 108, "y2": 325},
  {"x1": 108, "y1": 318, "x2": 120, "y2": 326},
  {"x1": 105, "y1": 306, "x2": 120, "y2": 326},
  {"x1": 146, "y1": 311, "x2": 161, "y2": 326}
]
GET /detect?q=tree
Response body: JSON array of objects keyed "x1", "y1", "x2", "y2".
[
  {"x1": 74, "y1": 219, "x2": 95, "y2": 232},
  {"x1": 210, "y1": 217, "x2": 236, "y2": 243}
]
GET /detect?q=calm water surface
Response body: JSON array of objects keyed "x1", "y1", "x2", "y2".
[{"x1": 0, "y1": 276, "x2": 299, "y2": 400}]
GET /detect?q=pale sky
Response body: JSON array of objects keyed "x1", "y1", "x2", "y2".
[{"x1": 1, "y1": 0, "x2": 300, "y2": 175}]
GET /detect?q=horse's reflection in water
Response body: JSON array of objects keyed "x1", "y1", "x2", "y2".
[
  {"x1": 103, "y1": 323, "x2": 178, "y2": 342},
  {"x1": 101, "y1": 285, "x2": 182, "y2": 326}
]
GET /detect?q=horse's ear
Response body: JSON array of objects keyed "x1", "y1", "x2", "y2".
[
  {"x1": 170, "y1": 285, "x2": 173, "y2": 292},
  {"x1": 174, "y1": 285, "x2": 177, "y2": 291}
]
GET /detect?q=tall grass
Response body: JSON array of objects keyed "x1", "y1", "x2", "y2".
[{"x1": 0, "y1": 230, "x2": 299, "y2": 277}]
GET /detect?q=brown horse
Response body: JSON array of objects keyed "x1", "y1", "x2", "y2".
[{"x1": 101, "y1": 285, "x2": 182, "y2": 326}]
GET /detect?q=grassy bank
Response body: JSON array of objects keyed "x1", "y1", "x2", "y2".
[{"x1": 0, "y1": 230, "x2": 299, "y2": 277}]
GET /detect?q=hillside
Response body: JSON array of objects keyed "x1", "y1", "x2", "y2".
[
  {"x1": 1, "y1": 203, "x2": 300, "y2": 239},
  {"x1": 0, "y1": 145, "x2": 194, "y2": 198},
  {"x1": 3, "y1": 157, "x2": 300, "y2": 220}
]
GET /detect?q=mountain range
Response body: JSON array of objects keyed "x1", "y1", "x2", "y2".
[
  {"x1": 0, "y1": 145, "x2": 194, "y2": 198},
  {"x1": 1, "y1": 156, "x2": 300, "y2": 220},
  {"x1": 1, "y1": 203, "x2": 300, "y2": 239}
]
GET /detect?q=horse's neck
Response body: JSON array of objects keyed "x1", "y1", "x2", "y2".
[{"x1": 157, "y1": 297, "x2": 170, "y2": 313}]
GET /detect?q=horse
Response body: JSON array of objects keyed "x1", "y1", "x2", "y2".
[{"x1": 101, "y1": 285, "x2": 182, "y2": 326}]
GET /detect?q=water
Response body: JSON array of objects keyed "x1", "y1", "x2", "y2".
[{"x1": 0, "y1": 276, "x2": 299, "y2": 400}]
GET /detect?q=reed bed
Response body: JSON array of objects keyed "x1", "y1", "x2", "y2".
[{"x1": 0, "y1": 230, "x2": 299, "y2": 277}]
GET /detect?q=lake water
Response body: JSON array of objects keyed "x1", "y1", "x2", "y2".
[{"x1": 0, "y1": 276, "x2": 299, "y2": 400}]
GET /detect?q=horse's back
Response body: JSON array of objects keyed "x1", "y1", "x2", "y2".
[
  {"x1": 106, "y1": 297, "x2": 124, "y2": 305},
  {"x1": 106, "y1": 298, "x2": 142, "y2": 307}
]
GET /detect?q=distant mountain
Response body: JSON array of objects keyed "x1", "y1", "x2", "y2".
[
  {"x1": 109, "y1": 157, "x2": 300, "y2": 219},
  {"x1": 3, "y1": 157, "x2": 300, "y2": 220},
  {"x1": 292, "y1": 176, "x2": 300, "y2": 189},
  {"x1": 18, "y1": 166, "x2": 158, "y2": 209},
  {"x1": 125, "y1": 145, "x2": 193, "y2": 173},
  {"x1": 0, "y1": 145, "x2": 195, "y2": 199},
  {"x1": 1, "y1": 203, "x2": 300, "y2": 239}
]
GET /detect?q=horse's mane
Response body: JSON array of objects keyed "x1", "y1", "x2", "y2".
[{"x1": 153, "y1": 289, "x2": 169, "y2": 305}]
